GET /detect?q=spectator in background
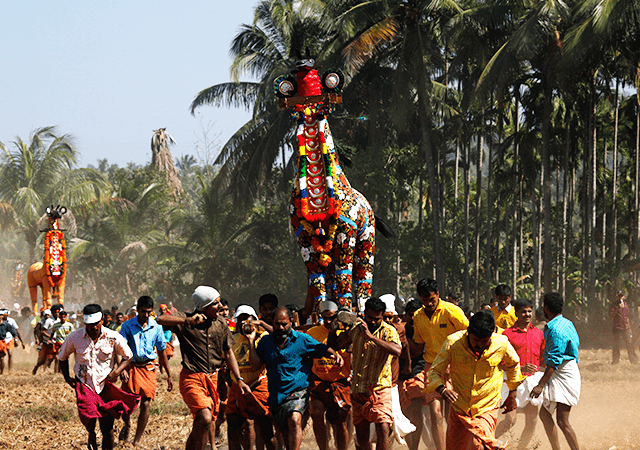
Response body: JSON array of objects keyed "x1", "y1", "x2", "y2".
[
  {"x1": 446, "y1": 293, "x2": 459, "y2": 306},
  {"x1": 0, "y1": 312, "x2": 18, "y2": 374},
  {"x1": 1, "y1": 309, "x2": 24, "y2": 372},
  {"x1": 220, "y1": 298, "x2": 236, "y2": 331},
  {"x1": 110, "y1": 312, "x2": 125, "y2": 332},
  {"x1": 258, "y1": 293, "x2": 278, "y2": 328},
  {"x1": 32, "y1": 309, "x2": 55, "y2": 375},
  {"x1": 609, "y1": 290, "x2": 637, "y2": 364},
  {"x1": 491, "y1": 284, "x2": 517, "y2": 330}
]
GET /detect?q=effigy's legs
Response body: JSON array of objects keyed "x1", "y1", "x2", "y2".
[
  {"x1": 354, "y1": 234, "x2": 375, "y2": 313},
  {"x1": 333, "y1": 221, "x2": 357, "y2": 310}
]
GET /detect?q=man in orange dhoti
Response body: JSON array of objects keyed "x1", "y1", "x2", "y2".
[
  {"x1": 157, "y1": 286, "x2": 251, "y2": 450},
  {"x1": 426, "y1": 310, "x2": 524, "y2": 450}
]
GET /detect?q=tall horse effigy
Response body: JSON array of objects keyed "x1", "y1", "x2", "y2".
[
  {"x1": 27, "y1": 206, "x2": 67, "y2": 312},
  {"x1": 275, "y1": 53, "x2": 380, "y2": 312}
]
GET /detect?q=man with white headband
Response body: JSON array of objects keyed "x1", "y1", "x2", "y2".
[
  {"x1": 58, "y1": 304, "x2": 138, "y2": 450},
  {"x1": 306, "y1": 300, "x2": 351, "y2": 450},
  {"x1": 157, "y1": 286, "x2": 251, "y2": 450}
]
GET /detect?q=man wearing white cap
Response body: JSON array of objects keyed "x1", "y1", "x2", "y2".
[
  {"x1": 306, "y1": 300, "x2": 352, "y2": 450},
  {"x1": 58, "y1": 304, "x2": 138, "y2": 450},
  {"x1": 157, "y1": 286, "x2": 251, "y2": 450},
  {"x1": 226, "y1": 304, "x2": 276, "y2": 450}
]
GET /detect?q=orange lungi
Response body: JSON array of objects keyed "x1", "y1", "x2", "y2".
[
  {"x1": 0, "y1": 340, "x2": 7, "y2": 356},
  {"x1": 39, "y1": 343, "x2": 57, "y2": 360},
  {"x1": 446, "y1": 407, "x2": 505, "y2": 450},
  {"x1": 351, "y1": 386, "x2": 393, "y2": 425},
  {"x1": 309, "y1": 376, "x2": 351, "y2": 423},
  {"x1": 226, "y1": 375, "x2": 270, "y2": 418},
  {"x1": 164, "y1": 342, "x2": 175, "y2": 358},
  {"x1": 179, "y1": 368, "x2": 220, "y2": 418},
  {"x1": 123, "y1": 363, "x2": 158, "y2": 399},
  {"x1": 6, "y1": 339, "x2": 14, "y2": 351}
]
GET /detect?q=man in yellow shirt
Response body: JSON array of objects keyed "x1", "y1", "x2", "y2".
[
  {"x1": 410, "y1": 278, "x2": 468, "y2": 450},
  {"x1": 306, "y1": 301, "x2": 351, "y2": 450},
  {"x1": 491, "y1": 284, "x2": 517, "y2": 330},
  {"x1": 426, "y1": 310, "x2": 523, "y2": 450}
]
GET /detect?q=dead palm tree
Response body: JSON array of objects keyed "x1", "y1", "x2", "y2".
[{"x1": 151, "y1": 128, "x2": 184, "y2": 200}]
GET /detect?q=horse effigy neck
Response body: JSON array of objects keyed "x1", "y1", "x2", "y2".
[{"x1": 294, "y1": 105, "x2": 340, "y2": 224}]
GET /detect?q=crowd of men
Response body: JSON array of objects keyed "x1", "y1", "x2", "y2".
[{"x1": 0, "y1": 280, "x2": 587, "y2": 450}]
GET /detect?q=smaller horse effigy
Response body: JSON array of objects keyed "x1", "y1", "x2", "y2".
[
  {"x1": 27, "y1": 206, "x2": 67, "y2": 312},
  {"x1": 275, "y1": 51, "x2": 390, "y2": 313}
]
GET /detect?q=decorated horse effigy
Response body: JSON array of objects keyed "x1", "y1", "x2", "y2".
[
  {"x1": 275, "y1": 52, "x2": 387, "y2": 312},
  {"x1": 27, "y1": 206, "x2": 67, "y2": 312}
]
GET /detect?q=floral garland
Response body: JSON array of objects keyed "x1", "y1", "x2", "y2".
[
  {"x1": 44, "y1": 229, "x2": 66, "y2": 282},
  {"x1": 293, "y1": 103, "x2": 341, "y2": 267}
]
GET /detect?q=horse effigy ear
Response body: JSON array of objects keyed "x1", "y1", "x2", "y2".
[
  {"x1": 305, "y1": 47, "x2": 311, "y2": 59},
  {"x1": 46, "y1": 207, "x2": 52, "y2": 215},
  {"x1": 60, "y1": 207, "x2": 67, "y2": 215},
  {"x1": 322, "y1": 69, "x2": 344, "y2": 93},
  {"x1": 274, "y1": 75, "x2": 298, "y2": 98},
  {"x1": 295, "y1": 49, "x2": 302, "y2": 60}
]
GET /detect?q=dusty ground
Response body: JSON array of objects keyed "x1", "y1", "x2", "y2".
[{"x1": 0, "y1": 347, "x2": 637, "y2": 450}]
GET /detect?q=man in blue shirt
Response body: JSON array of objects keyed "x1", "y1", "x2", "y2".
[
  {"x1": 119, "y1": 296, "x2": 173, "y2": 446},
  {"x1": 531, "y1": 292, "x2": 580, "y2": 450},
  {"x1": 248, "y1": 306, "x2": 343, "y2": 450}
]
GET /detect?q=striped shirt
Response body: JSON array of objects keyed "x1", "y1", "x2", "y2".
[
  {"x1": 544, "y1": 314, "x2": 579, "y2": 368},
  {"x1": 350, "y1": 321, "x2": 400, "y2": 393}
]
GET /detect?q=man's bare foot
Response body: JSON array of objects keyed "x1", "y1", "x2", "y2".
[{"x1": 119, "y1": 425, "x2": 130, "y2": 442}]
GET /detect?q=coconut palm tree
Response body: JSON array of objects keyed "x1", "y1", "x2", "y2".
[
  {"x1": 151, "y1": 128, "x2": 184, "y2": 200},
  {"x1": 189, "y1": 0, "x2": 327, "y2": 203}
]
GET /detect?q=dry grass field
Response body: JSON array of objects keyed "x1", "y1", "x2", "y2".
[{"x1": 0, "y1": 347, "x2": 637, "y2": 450}]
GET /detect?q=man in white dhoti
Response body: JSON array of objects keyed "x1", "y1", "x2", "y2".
[{"x1": 531, "y1": 292, "x2": 580, "y2": 450}]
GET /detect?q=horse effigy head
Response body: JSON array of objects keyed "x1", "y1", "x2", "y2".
[
  {"x1": 274, "y1": 49, "x2": 344, "y2": 101},
  {"x1": 46, "y1": 205, "x2": 67, "y2": 230}
]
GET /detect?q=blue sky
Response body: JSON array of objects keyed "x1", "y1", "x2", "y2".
[{"x1": 0, "y1": 1, "x2": 256, "y2": 167}]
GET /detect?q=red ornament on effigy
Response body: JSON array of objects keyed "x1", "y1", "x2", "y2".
[{"x1": 297, "y1": 69, "x2": 322, "y2": 97}]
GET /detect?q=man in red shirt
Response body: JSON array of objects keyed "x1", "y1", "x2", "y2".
[
  {"x1": 609, "y1": 291, "x2": 637, "y2": 364},
  {"x1": 496, "y1": 298, "x2": 545, "y2": 449}
]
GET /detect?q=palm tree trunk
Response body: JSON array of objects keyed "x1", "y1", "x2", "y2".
[
  {"x1": 542, "y1": 81, "x2": 553, "y2": 294},
  {"x1": 475, "y1": 133, "x2": 484, "y2": 304},
  {"x1": 464, "y1": 142, "x2": 471, "y2": 307},
  {"x1": 612, "y1": 79, "x2": 619, "y2": 269},
  {"x1": 512, "y1": 90, "x2": 520, "y2": 298},
  {"x1": 486, "y1": 141, "x2": 493, "y2": 285}
]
